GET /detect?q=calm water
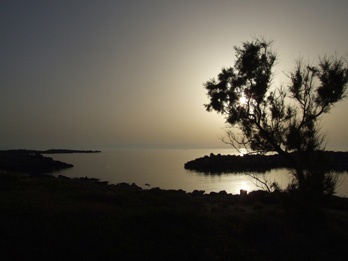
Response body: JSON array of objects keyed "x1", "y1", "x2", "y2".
[{"x1": 49, "y1": 149, "x2": 348, "y2": 197}]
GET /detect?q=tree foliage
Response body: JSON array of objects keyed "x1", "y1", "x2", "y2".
[{"x1": 204, "y1": 38, "x2": 348, "y2": 199}]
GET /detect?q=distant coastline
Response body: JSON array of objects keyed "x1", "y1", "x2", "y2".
[{"x1": 1, "y1": 149, "x2": 101, "y2": 154}]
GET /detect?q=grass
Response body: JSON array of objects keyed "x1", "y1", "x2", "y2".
[{"x1": 0, "y1": 172, "x2": 348, "y2": 260}]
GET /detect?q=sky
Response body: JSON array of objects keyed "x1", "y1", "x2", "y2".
[{"x1": 1, "y1": 0, "x2": 348, "y2": 150}]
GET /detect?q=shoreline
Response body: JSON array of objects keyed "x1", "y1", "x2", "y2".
[{"x1": 1, "y1": 172, "x2": 348, "y2": 260}]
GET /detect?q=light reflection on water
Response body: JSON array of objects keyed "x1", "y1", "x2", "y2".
[{"x1": 50, "y1": 149, "x2": 348, "y2": 197}]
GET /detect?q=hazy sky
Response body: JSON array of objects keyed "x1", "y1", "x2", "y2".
[{"x1": 1, "y1": 0, "x2": 348, "y2": 150}]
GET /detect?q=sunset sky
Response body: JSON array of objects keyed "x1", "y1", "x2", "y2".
[{"x1": 1, "y1": 0, "x2": 348, "y2": 150}]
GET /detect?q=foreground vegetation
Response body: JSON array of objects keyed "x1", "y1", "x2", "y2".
[{"x1": 1, "y1": 172, "x2": 348, "y2": 260}]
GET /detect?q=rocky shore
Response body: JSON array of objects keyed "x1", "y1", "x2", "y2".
[
  {"x1": 185, "y1": 151, "x2": 348, "y2": 173},
  {"x1": 1, "y1": 173, "x2": 348, "y2": 260}
]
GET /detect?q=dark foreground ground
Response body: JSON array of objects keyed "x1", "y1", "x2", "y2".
[{"x1": 1, "y1": 173, "x2": 348, "y2": 260}]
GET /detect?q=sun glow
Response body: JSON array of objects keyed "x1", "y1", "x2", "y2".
[
  {"x1": 240, "y1": 181, "x2": 249, "y2": 191},
  {"x1": 239, "y1": 95, "x2": 247, "y2": 105},
  {"x1": 239, "y1": 148, "x2": 247, "y2": 156}
]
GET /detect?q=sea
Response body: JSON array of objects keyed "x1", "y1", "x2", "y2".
[{"x1": 48, "y1": 149, "x2": 348, "y2": 197}]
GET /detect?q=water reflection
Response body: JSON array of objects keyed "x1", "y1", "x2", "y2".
[
  {"x1": 50, "y1": 150, "x2": 348, "y2": 197},
  {"x1": 194, "y1": 168, "x2": 348, "y2": 196}
]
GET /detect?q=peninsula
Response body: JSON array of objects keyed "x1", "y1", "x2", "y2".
[
  {"x1": 0, "y1": 149, "x2": 100, "y2": 174},
  {"x1": 185, "y1": 151, "x2": 348, "y2": 173}
]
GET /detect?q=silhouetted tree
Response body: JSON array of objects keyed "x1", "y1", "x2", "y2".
[{"x1": 204, "y1": 38, "x2": 348, "y2": 200}]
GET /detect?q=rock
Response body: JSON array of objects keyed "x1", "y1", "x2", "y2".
[
  {"x1": 192, "y1": 190, "x2": 205, "y2": 196},
  {"x1": 218, "y1": 190, "x2": 228, "y2": 196},
  {"x1": 240, "y1": 189, "x2": 248, "y2": 196}
]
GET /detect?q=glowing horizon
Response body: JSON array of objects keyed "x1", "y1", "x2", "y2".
[{"x1": 1, "y1": 1, "x2": 348, "y2": 151}]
